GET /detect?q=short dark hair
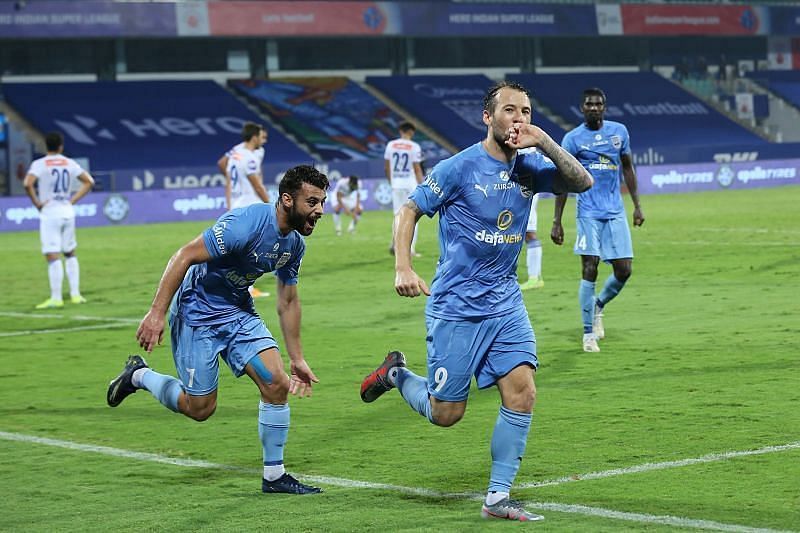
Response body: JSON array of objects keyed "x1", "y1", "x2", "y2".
[
  {"x1": 279, "y1": 165, "x2": 329, "y2": 199},
  {"x1": 241, "y1": 122, "x2": 263, "y2": 143},
  {"x1": 483, "y1": 81, "x2": 530, "y2": 115},
  {"x1": 582, "y1": 87, "x2": 607, "y2": 104},
  {"x1": 398, "y1": 121, "x2": 416, "y2": 133},
  {"x1": 45, "y1": 131, "x2": 63, "y2": 152},
  {"x1": 348, "y1": 175, "x2": 359, "y2": 188}
]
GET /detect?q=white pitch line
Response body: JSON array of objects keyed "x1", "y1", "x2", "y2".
[
  {"x1": 530, "y1": 501, "x2": 794, "y2": 533},
  {"x1": 0, "y1": 311, "x2": 139, "y2": 323},
  {"x1": 519, "y1": 441, "x2": 800, "y2": 488},
  {"x1": 0, "y1": 431, "x2": 795, "y2": 533},
  {"x1": 0, "y1": 322, "x2": 132, "y2": 338}
]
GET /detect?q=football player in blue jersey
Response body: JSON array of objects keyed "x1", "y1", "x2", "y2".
[
  {"x1": 107, "y1": 165, "x2": 329, "y2": 495},
  {"x1": 360, "y1": 82, "x2": 593, "y2": 522},
  {"x1": 551, "y1": 88, "x2": 644, "y2": 353}
]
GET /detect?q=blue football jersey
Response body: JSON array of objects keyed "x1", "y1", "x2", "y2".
[
  {"x1": 174, "y1": 203, "x2": 304, "y2": 326},
  {"x1": 411, "y1": 142, "x2": 559, "y2": 319},
  {"x1": 562, "y1": 120, "x2": 631, "y2": 219}
]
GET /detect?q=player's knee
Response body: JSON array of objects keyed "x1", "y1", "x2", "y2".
[
  {"x1": 259, "y1": 372, "x2": 291, "y2": 403},
  {"x1": 582, "y1": 265, "x2": 598, "y2": 280},
  {"x1": 615, "y1": 265, "x2": 632, "y2": 282},
  {"x1": 186, "y1": 402, "x2": 217, "y2": 422},
  {"x1": 430, "y1": 405, "x2": 465, "y2": 427}
]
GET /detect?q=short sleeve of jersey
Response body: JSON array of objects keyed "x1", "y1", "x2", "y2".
[
  {"x1": 276, "y1": 241, "x2": 305, "y2": 285},
  {"x1": 245, "y1": 152, "x2": 260, "y2": 177},
  {"x1": 383, "y1": 142, "x2": 392, "y2": 160},
  {"x1": 202, "y1": 210, "x2": 253, "y2": 259},
  {"x1": 27, "y1": 159, "x2": 43, "y2": 178},
  {"x1": 561, "y1": 131, "x2": 577, "y2": 155},
  {"x1": 620, "y1": 125, "x2": 631, "y2": 156},
  {"x1": 412, "y1": 142, "x2": 423, "y2": 163},
  {"x1": 409, "y1": 159, "x2": 459, "y2": 217},
  {"x1": 515, "y1": 151, "x2": 559, "y2": 194},
  {"x1": 67, "y1": 158, "x2": 84, "y2": 178}
]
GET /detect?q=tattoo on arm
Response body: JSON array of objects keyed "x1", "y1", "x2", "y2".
[
  {"x1": 404, "y1": 199, "x2": 424, "y2": 222},
  {"x1": 539, "y1": 137, "x2": 592, "y2": 194}
]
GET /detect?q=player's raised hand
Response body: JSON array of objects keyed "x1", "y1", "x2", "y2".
[
  {"x1": 505, "y1": 123, "x2": 549, "y2": 150},
  {"x1": 395, "y1": 267, "x2": 430, "y2": 298},
  {"x1": 289, "y1": 359, "x2": 319, "y2": 398},
  {"x1": 633, "y1": 206, "x2": 645, "y2": 227},
  {"x1": 136, "y1": 309, "x2": 164, "y2": 353}
]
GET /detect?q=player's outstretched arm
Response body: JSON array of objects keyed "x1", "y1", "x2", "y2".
[
  {"x1": 621, "y1": 154, "x2": 644, "y2": 227},
  {"x1": 394, "y1": 200, "x2": 430, "y2": 298},
  {"x1": 136, "y1": 236, "x2": 211, "y2": 353},
  {"x1": 276, "y1": 279, "x2": 318, "y2": 397}
]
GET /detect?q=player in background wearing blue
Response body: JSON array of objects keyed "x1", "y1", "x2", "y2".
[
  {"x1": 107, "y1": 165, "x2": 328, "y2": 495},
  {"x1": 551, "y1": 88, "x2": 644, "y2": 353},
  {"x1": 360, "y1": 82, "x2": 593, "y2": 522}
]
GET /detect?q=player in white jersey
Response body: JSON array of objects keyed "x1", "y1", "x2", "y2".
[
  {"x1": 24, "y1": 132, "x2": 95, "y2": 309},
  {"x1": 219, "y1": 123, "x2": 269, "y2": 210},
  {"x1": 385, "y1": 121, "x2": 423, "y2": 256},
  {"x1": 331, "y1": 175, "x2": 363, "y2": 235},
  {"x1": 218, "y1": 123, "x2": 271, "y2": 297},
  {"x1": 520, "y1": 193, "x2": 544, "y2": 290}
]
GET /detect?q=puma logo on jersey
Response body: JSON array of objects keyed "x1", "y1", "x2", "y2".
[{"x1": 474, "y1": 183, "x2": 489, "y2": 198}]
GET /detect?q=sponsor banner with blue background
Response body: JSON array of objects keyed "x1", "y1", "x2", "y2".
[
  {"x1": 0, "y1": 0, "x2": 176, "y2": 37},
  {"x1": 0, "y1": 177, "x2": 396, "y2": 233},
  {"x1": 100, "y1": 159, "x2": 385, "y2": 192},
  {"x1": 395, "y1": 3, "x2": 597, "y2": 36},
  {"x1": 1, "y1": 81, "x2": 310, "y2": 172},
  {"x1": 4, "y1": 160, "x2": 797, "y2": 233},
  {"x1": 638, "y1": 158, "x2": 800, "y2": 194}
]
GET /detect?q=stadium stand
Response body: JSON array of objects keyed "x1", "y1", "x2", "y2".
[
  {"x1": 229, "y1": 77, "x2": 451, "y2": 163},
  {"x1": 745, "y1": 70, "x2": 800, "y2": 110},
  {"x1": 509, "y1": 72, "x2": 767, "y2": 150},
  {"x1": 366, "y1": 74, "x2": 566, "y2": 150},
  {"x1": 1, "y1": 80, "x2": 311, "y2": 172}
]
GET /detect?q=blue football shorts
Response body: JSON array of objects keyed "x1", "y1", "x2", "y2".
[
  {"x1": 168, "y1": 311, "x2": 278, "y2": 395},
  {"x1": 424, "y1": 305, "x2": 538, "y2": 402},
  {"x1": 573, "y1": 216, "x2": 634, "y2": 261}
]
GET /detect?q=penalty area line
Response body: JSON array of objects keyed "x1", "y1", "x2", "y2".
[{"x1": 0, "y1": 430, "x2": 794, "y2": 533}]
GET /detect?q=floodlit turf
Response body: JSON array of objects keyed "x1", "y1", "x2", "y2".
[{"x1": 1, "y1": 186, "x2": 798, "y2": 531}]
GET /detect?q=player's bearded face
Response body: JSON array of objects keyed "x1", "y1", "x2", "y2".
[
  {"x1": 487, "y1": 88, "x2": 532, "y2": 145},
  {"x1": 286, "y1": 183, "x2": 326, "y2": 236}
]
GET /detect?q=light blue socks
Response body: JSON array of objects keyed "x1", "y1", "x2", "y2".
[
  {"x1": 140, "y1": 369, "x2": 182, "y2": 413},
  {"x1": 598, "y1": 274, "x2": 626, "y2": 307},
  {"x1": 488, "y1": 406, "x2": 532, "y2": 493},
  {"x1": 579, "y1": 279, "x2": 596, "y2": 334},
  {"x1": 395, "y1": 367, "x2": 433, "y2": 423}
]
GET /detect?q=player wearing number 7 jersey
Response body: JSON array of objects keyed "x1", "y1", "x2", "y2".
[
  {"x1": 24, "y1": 132, "x2": 95, "y2": 309},
  {"x1": 361, "y1": 82, "x2": 593, "y2": 522},
  {"x1": 385, "y1": 121, "x2": 424, "y2": 256}
]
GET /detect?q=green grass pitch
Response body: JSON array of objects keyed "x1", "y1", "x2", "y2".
[{"x1": 0, "y1": 186, "x2": 798, "y2": 532}]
